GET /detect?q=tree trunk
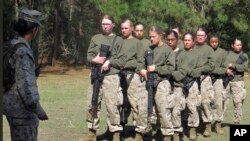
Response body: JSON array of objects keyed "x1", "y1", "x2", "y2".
[{"x1": 51, "y1": 7, "x2": 59, "y2": 66}]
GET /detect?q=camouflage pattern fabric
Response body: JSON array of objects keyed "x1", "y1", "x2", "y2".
[
  {"x1": 186, "y1": 82, "x2": 201, "y2": 127},
  {"x1": 200, "y1": 75, "x2": 214, "y2": 123},
  {"x1": 172, "y1": 86, "x2": 186, "y2": 132},
  {"x1": 212, "y1": 79, "x2": 224, "y2": 121},
  {"x1": 155, "y1": 80, "x2": 175, "y2": 135},
  {"x1": 223, "y1": 81, "x2": 247, "y2": 123},
  {"x1": 3, "y1": 36, "x2": 43, "y2": 141},
  {"x1": 87, "y1": 74, "x2": 123, "y2": 132},
  {"x1": 127, "y1": 73, "x2": 140, "y2": 124},
  {"x1": 6, "y1": 116, "x2": 39, "y2": 141},
  {"x1": 134, "y1": 75, "x2": 149, "y2": 134}
]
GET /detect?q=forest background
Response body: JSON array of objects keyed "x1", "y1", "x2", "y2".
[{"x1": 3, "y1": 0, "x2": 250, "y2": 67}]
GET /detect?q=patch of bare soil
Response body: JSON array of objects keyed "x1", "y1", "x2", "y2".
[{"x1": 40, "y1": 64, "x2": 90, "y2": 76}]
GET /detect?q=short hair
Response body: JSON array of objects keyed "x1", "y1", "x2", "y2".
[
  {"x1": 135, "y1": 22, "x2": 145, "y2": 28},
  {"x1": 149, "y1": 26, "x2": 163, "y2": 35},
  {"x1": 100, "y1": 14, "x2": 115, "y2": 23},
  {"x1": 196, "y1": 26, "x2": 208, "y2": 35},
  {"x1": 170, "y1": 24, "x2": 182, "y2": 33},
  {"x1": 165, "y1": 30, "x2": 179, "y2": 39},
  {"x1": 183, "y1": 32, "x2": 195, "y2": 41},
  {"x1": 208, "y1": 33, "x2": 220, "y2": 41},
  {"x1": 121, "y1": 19, "x2": 134, "y2": 27},
  {"x1": 231, "y1": 37, "x2": 242, "y2": 45}
]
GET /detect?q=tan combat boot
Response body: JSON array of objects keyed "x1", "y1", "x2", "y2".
[
  {"x1": 215, "y1": 121, "x2": 224, "y2": 135},
  {"x1": 79, "y1": 129, "x2": 96, "y2": 141},
  {"x1": 189, "y1": 127, "x2": 196, "y2": 141},
  {"x1": 112, "y1": 132, "x2": 120, "y2": 141},
  {"x1": 173, "y1": 132, "x2": 180, "y2": 141},
  {"x1": 163, "y1": 135, "x2": 172, "y2": 141},
  {"x1": 135, "y1": 132, "x2": 143, "y2": 141},
  {"x1": 203, "y1": 123, "x2": 211, "y2": 137}
]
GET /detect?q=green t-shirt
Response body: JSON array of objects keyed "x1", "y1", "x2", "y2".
[
  {"x1": 87, "y1": 33, "x2": 124, "y2": 75},
  {"x1": 224, "y1": 50, "x2": 249, "y2": 81},
  {"x1": 189, "y1": 43, "x2": 215, "y2": 78},
  {"x1": 138, "y1": 43, "x2": 175, "y2": 80}
]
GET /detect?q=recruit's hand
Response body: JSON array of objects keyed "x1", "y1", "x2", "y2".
[
  {"x1": 140, "y1": 69, "x2": 147, "y2": 80},
  {"x1": 92, "y1": 53, "x2": 106, "y2": 64},
  {"x1": 147, "y1": 65, "x2": 155, "y2": 72},
  {"x1": 226, "y1": 69, "x2": 234, "y2": 77},
  {"x1": 101, "y1": 60, "x2": 110, "y2": 72},
  {"x1": 228, "y1": 63, "x2": 233, "y2": 69}
]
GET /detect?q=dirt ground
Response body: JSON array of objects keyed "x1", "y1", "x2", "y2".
[{"x1": 40, "y1": 65, "x2": 90, "y2": 75}]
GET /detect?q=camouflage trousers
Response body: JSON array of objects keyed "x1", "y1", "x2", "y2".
[
  {"x1": 172, "y1": 86, "x2": 186, "y2": 132},
  {"x1": 127, "y1": 73, "x2": 140, "y2": 125},
  {"x1": 186, "y1": 81, "x2": 201, "y2": 127},
  {"x1": 200, "y1": 75, "x2": 214, "y2": 123},
  {"x1": 86, "y1": 74, "x2": 123, "y2": 132},
  {"x1": 6, "y1": 116, "x2": 39, "y2": 141},
  {"x1": 223, "y1": 81, "x2": 247, "y2": 123},
  {"x1": 131, "y1": 75, "x2": 149, "y2": 134},
  {"x1": 212, "y1": 78, "x2": 224, "y2": 122},
  {"x1": 155, "y1": 80, "x2": 175, "y2": 135}
]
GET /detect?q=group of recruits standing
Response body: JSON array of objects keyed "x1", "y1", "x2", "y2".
[{"x1": 81, "y1": 14, "x2": 249, "y2": 141}]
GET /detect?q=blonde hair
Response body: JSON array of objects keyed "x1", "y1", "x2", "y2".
[
  {"x1": 100, "y1": 14, "x2": 115, "y2": 23},
  {"x1": 149, "y1": 26, "x2": 163, "y2": 35},
  {"x1": 121, "y1": 19, "x2": 134, "y2": 27}
]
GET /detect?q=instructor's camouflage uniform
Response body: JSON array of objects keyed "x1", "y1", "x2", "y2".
[{"x1": 3, "y1": 8, "x2": 47, "y2": 141}]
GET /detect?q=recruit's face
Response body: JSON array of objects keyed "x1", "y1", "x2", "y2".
[
  {"x1": 101, "y1": 18, "x2": 114, "y2": 35},
  {"x1": 134, "y1": 24, "x2": 144, "y2": 40},
  {"x1": 166, "y1": 33, "x2": 178, "y2": 50},
  {"x1": 149, "y1": 31, "x2": 162, "y2": 46},
  {"x1": 232, "y1": 39, "x2": 242, "y2": 53},
  {"x1": 209, "y1": 37, "x2": 219, "y2": 49},
  {"x1": 121, "y1": 22, "x2": 133, "y2": 39},
  {"x1": 196, "y1": 30, "x2": 207, "y2": 45},
  {"x1": 183, "y1": 34, "x2": 194, "y2": 50}
]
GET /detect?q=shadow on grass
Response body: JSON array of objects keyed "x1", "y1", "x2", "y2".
[
  {"x1": 97, "y1": 125, "x2": 135, "y2": 141},
  {"x1": 96, "y1": 125, "x2": 165, "y2": 141}
]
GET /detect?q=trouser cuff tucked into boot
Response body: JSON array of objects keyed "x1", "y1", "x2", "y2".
[
  {"x1": 173, "y1": 132, "x2": 180, "y2": 141},
  {"x1": 112, "y1": 131, "x2": 120, "y2": 141},
  {"x1": 203, "y1": 122, "x2": 211, "y2": 137},
  {"x1": 135, "y1": 132, "x2": 143, "y2": 141},
  {"x1": 189, "y1": 127, "x2": 196, "y2": 141},
  {"x1": 215, "y1": 121, "x2": 224, "y2": 135},
  {"x1": 163, "y1": 135, "x2": 172, "y2": 141}
]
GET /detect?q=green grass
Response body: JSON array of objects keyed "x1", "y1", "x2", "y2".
[{"x1": 3, "y1": 69, "x2": 250, "y2": 141}]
